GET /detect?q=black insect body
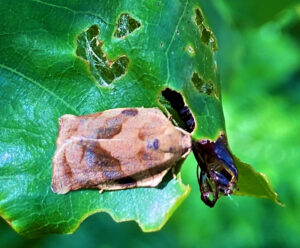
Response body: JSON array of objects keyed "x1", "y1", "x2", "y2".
[
  {"x1": 193, "y1": 135, "x2": 238, "y2": 207},
  {"x1": 161, "y1": 88, "x2": 195, "y2": 132},
  {"x1": 160, "y1": 88, "x2": 237, "y2": 207}
]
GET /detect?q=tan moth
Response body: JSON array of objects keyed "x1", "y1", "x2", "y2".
[{"x1": 52, "y1": 108, "x2": 192, "y2": 194}]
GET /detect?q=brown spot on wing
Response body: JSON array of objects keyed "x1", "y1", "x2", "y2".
[
  {"x1": 121, "y1": 108, "x2": 138, "y2": 116},
  {"x1": 96, "y1": 115, "x2": 123, "y2": 139},
  {"x1": 138, "y1": 151, "x2": 152, "y2": 161},
  {"x1": 96, "y1": 126, "x2": 122, "y2": 139},
  {"x1": 82, "y1": 140, "x2": 123, "y2": 180},
  {"x1": 138, "y1": 126, "x2": 152, "y2": 141},
  {"x1": 138, "y1": 150, "x2": 156, "y2": 168},
  {"x1": 96, "y1": 110, "x2": 140, "y2": 139},
  {"x1": 138, "y1": 129, "x2": 146, "y2": 140}
]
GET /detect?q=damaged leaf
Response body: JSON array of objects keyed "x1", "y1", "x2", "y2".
[
  {"x1": 0, "y1": 0, "x2": 279, "y2": 237},
  {"x1": 234, "y1": 157, "x2": 282, "y2": 205}
]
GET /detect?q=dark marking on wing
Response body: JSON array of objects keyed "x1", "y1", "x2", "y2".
[
  {"x1": 146, "y1": 139, "x2": 159, "y2": 150},
  {"x1": 103, "y1": 171, "x2": 123, "y2": 180},
  {"x1": 96, "y1": 126, "x2": 122, "y2": 139},
  {"x1": 96, "y1": 114, "x2": 124, "y2": 139},
  {"x1": 153, "y1": 139, "x2": 159, "y2": 149},
  {"x1": 115, "y1": 176, "x2": 137, "y2": 185},
  {"x1": 138, "y1": 150, "x2": 158, "y2": 168},
  {"x1": 140, "y1": 152, "x2": 152, "y2": 161},
  {"x1": 121, "y1": 108, "x2": 138, "y2": 116},
  {"x1": 82, "y1": 140, "x2": 123, "y2": 180},
  {"x1": 138, "y1": 129, "x2": 146, "y2": 141}
]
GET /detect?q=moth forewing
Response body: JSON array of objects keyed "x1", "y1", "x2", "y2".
[{"x1": 52, "y1": 108, "x2": 192, "y2": 194}]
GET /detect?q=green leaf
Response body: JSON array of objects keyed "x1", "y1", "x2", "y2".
[
  {"x1": 0, "y1": 0, "x2": 279, "y2": 237},
  {"x1": 233, "y1": 157, "x2": 282, "y2": 205}
]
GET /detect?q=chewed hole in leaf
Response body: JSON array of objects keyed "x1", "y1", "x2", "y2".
[
  {"x1": 114, "y1": 13, "x2": 141, "y2": 38},
  {"x1": 191, "y1": 72, "x2": 214, "y2": 96},
  {"x1": 194, "y1": 8, "x2": 217, "y2": 51},
  {"x1": 201, "y1": 28, "x2": 212, "y2": 46},
  {"x1": 76, "y1": 24, "x2": 129, "y2": 86},
  {"x1": 195, "y1": 8, "x2": 204, "y2": 26},
  {"x1": 160, "y1": 88, "x2": 195, "y2": 133}
]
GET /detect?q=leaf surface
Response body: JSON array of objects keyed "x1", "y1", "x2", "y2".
[{"x1": 0, "y1": 0, "x2": 279, "y2": 237}]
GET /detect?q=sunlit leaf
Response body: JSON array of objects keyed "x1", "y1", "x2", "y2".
[{"x1": 0, "y1": 0, "x2": 279, "y2": 237}]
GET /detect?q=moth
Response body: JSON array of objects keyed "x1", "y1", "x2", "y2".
[
  {"x1": 52, "y1": 107, "x2": 238, "y2": 207},
  {"x1": 52, "y1": 108, "x2": 192, "y2": 194}
]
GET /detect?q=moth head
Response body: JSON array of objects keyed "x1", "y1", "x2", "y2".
[{"x1": 193, "y1": 135, "x2": 238, "y2": 207}]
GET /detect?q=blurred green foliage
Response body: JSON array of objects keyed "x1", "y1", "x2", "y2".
[{"x1": 1, "y1": 1, "x2": 300, "y2": 247}]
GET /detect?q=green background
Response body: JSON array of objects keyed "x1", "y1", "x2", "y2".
[{"x1": 1, "y1": 0, "x2": 300, "y2": 247}]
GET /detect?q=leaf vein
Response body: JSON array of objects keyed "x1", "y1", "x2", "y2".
[
  {"x1": 165, "y1": 0, "x2": 189, "y2": 85},
  {"x1": 31, "y1": 0, "x2": 110, "y2": 24},
  {"x1": 0, "y1": 63, "x2": 79, "y2": 115}
]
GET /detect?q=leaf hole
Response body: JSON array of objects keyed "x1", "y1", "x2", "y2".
[
  {"x1": 76, "y1": 24, "x2": 129, "y2": 86},
  {"x1": 160, "y1": 88, "x2": 195, "y2": 133},
  {"x1": 114, "y1": 13, "x2": 141, "y2": 38},
  {"x1": 191, "y1": 72, "x2": 214, "y2": 96},
  {"x1": 195, "y1": 8, "x2": 204, "y2": 26},
  {"x1": 194, "y1": 8, "x2": 217, "y2": 51}
]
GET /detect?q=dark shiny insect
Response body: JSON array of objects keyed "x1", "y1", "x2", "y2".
[
  {"x1": 161, "y1": 88, "x2": 195, "y2": 132},
  {"x1": 193, "y1": 135, "x2": 238, "y2": 207},
  {"x1": 160, "y1": 87, "x2": 237, "y2": 207}
]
